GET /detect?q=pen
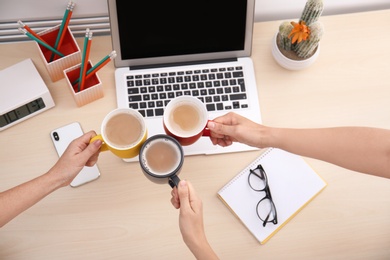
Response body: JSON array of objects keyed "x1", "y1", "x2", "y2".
[
  {"x1": 79, "y1": 29, "x2": 93, "y2": 92},
  {"x1": 50, "y1": 1, "x2": 75, "y2": 62},
  {"x1": 18, "y1": 28, "x2": 65, "y2": 58},
  {"x1": 73, "y1": 50, "x2": 117, "y2": 88}
]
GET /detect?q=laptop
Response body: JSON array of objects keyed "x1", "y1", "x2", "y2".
[{"x1": 107, "y1": 0, "x2": 262, "y2": 161}]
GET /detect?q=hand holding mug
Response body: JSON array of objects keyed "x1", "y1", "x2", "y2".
[{"x1": 91, "y1": 108, "x2": 147, "y2": 159}]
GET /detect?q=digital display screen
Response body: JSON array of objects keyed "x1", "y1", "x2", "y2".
[
  {"x1": 116, "y1": 0, "x2": 247, "y2": 60},
  {"x1": 0, "y1": 97, "x2": 45, "y2": 128}
]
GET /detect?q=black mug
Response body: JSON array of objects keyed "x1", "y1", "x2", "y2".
[{"x1": 139, "y1": 134, "x2": 184, "y2": 188}]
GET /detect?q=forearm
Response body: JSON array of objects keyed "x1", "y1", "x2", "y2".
[
  {"x1": 0, "y1": 170, "x2": 62, "y2": 227},
  {"x1": 186, "y1": 237, "x2": 219, "y2": 260},
  {"x1": 264, "y1": 126, "x2": 390, "y2": 178}
]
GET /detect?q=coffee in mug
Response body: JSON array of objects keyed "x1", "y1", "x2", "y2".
[
  {"x1": 139, "y1": 134, "x2": 184, "y2": 187},
  {"x1": 169, "y1": 103, "x2": 201, "y2": 135},
  {"x1": 91, "y1": 108, "x2": 147, "y2": 159},
  {"x1": 163, "y1": 96, "x2": 210, "y2": 146},
  {"x1": 105, "y1": 113, "x2": 142, "y2": 148}
]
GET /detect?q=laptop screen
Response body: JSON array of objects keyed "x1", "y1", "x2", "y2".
[
  {"x1": 109, "y1": 0, "x2": 255, "y2": 67},
  {"x1": 116, "y1": 0, "x2": 247, "y2": 60}
]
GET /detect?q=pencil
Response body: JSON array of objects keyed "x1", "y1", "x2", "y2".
[
  {"x1": 80, "y1": 29, "x2": 93, "y2": 91},
  {"x1": 77, "y1": 29, "x2": 91, "y2": 92},
  {"x1": 50, "y1": 1, "x2": 75, "y2": 62},
  {"x1": 73, "y1": 51, "x2": 117, "y2": 88},
  {"x1": 18, "y1": 20, "x2": 48, "y2": 44},
  {"x1": 53, "y1": 1, "x2": 75, "y2": 61},
  {"x1": 18, "y1": 28, "x2": 65, "y2": 58}
]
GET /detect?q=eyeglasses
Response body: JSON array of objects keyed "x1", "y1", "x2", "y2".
[{"x1": 248, "y1": 164, "x2": 278, "y2": 227}]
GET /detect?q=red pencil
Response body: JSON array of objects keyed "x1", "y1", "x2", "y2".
[
  {"x1": 83, "y1": 55, "x2": 111, "y2": 81},
  {"x1": 18, "y1": 20, "x2": 48, "y2": 44},
  {"x1": 73, "y1": 51, "x2": 116, "y2": 90},
  {"x1": 52, "y1": 1, "x2": 75, "y2": 61},
  {"x1": 79, "y1": 29, "x2": 93, "y2": 92}
]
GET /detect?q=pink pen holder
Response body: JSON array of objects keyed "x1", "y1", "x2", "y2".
[
  {"x1": 63, "y1": 61, "x2": 104, "y2": 107},
  {"x1": 36, "y1": 24, "x2": 81, "y2": 82}
]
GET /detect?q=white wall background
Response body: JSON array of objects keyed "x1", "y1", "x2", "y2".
[
  {"x1": 255, "y1": 0, "x2": 390, "y2": 21},
  {"x1": 1, "y1": 0, "x2": 390, "y2": 42},
  {"x1": 0, "y1": 0, "x2": 108, "y2": 22},
  {"x1": 1, "y1": 0, "x2": 390, "y2": 22}
]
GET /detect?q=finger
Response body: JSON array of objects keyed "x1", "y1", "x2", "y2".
[
  {"x1": 178, "y1": 180, "x2": 192, "y2": 212},
  {"x1": 172, "y1": 187, "x2": 180, "y2": 204},
  {"x1": 85, "y1": 149, "x2": 100, "y2": 166},
  {"x1": 207, "y1": 121, "x2": 225, "y2": 138},
  {"x1": 209, "y1": 136, "x2": 218, "y2": 145},
  {"x1": 210, "y1": 134, "x2": 234, "y2": 147},
  {"x1": 211, "y1": 112, "x2": 236, "y2": 124},
  {"x1": 171, "y1": 197, "x2": 180, "y2": 209},
  {"x1": 207, "y1": 121, "x2": 222, "y2": 136},
  {"x1": 84, "y1": 138, "x2": 102, "y2": 157},
  {"x1": 78, "y1": 131, "x2": 98, "y2": 145},
  {"x1": 186, "y1": 181, "x2": 202, "y2": 213},
  {"x1": 217, "y1": 138, "x2": 231, "y2": 147},
  {"x1": 207, "y1": 120, "x2": 236, "y2": 139},
  {"x1": 208, "y1": 123, "x2": 227, "y2": 146},
  {"x1": 222, "y1": 136, "x2": 233, "y2": 146},
  {"x1": 77, "y1": 133, "x2": 102, "y2": 164}
]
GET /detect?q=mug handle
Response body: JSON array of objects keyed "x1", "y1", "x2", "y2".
[
  {"x1": 90, "y1": 134, "x2": 109, "y2": 151},
  {"x1": 168, "y1": 175, "x2": 181, "y2": 188},
  {"x1": 202, "y1": 120, "x2": 212, "y2": 137}
]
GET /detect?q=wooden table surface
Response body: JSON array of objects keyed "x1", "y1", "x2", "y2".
[{"x1": 1, "y1": 10, "x2": 390, "y2": 259}]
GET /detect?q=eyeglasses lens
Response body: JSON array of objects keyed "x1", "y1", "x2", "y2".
[
  {"x1": 257, "y1": 197, "x2": 276, "y2": 223},
  {"x1": 248, "y1": 168, "x2": 266, "y2": 191}
]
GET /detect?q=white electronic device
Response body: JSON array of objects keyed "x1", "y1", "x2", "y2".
[
  {"x1": 51, "y1": 122, "x2": 101, "y2": 187},
  {"x1": 0, "y1": 59, "x2": 55, "y2": 131}
]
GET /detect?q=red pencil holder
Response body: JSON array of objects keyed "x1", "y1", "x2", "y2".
[
  {"x1": 63, "y1": 61, "x2": 104, "y2": 107},
  {"x1": 36, "y1": 24, "x2": 81, "y2": 82}
]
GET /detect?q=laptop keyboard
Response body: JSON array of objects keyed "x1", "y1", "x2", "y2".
[{"x1": 126, "y1": 66, "x2": 248, "y2": 117}]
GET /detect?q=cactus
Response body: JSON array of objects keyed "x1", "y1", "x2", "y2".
[
  {"x1": 277, "y1": 0, "x2": 324, "y2": 60},
  {"x1": 278, "y1": 22, "x2": 294, "y2": 51},
  {"x1": 300, "y1": 0, "x2": 324, "y2": 26},
  {"x1": 295, "y1": 22, "x2": 324, "y2": 58}
]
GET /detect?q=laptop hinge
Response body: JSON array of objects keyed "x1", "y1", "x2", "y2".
[{"x1": 129, "y1": 58, "x2": 238, "y2": 70}]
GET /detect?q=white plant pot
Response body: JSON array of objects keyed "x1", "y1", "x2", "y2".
[{"x1": 271, "y1": 33, "x2": 320, "y2": 70}]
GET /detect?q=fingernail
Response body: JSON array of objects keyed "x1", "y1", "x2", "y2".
[
  {"x1": 208, "y1": 121, "x2": 215, "y2": 129},
  {"x1": 93, "y1": 139, "x2": 102, "y2": 147},
  {"x1": 180, "y1": 180, "x2": 187, "y2": 187}
]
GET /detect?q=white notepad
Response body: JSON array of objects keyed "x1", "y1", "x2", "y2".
[{"x1": 218, "y1": 148, "x2": 327, "y2": 244}]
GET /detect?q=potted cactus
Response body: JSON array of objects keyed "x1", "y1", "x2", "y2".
[{"x1": 272, "y1": 0, "x2": 324, "y2": 70}]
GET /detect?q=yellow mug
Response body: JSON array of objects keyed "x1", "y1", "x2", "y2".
[{"x1": 91, "y1": 108, "x2": 147, "y2": 159}]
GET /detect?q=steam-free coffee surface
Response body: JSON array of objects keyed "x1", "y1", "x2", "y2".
[
  {"x1": 170, "y1": 104, "x2": 200, "y2": 134},
  {"x1": 105, "y1": 113, "x2": 141, "y2": 147},
  {"x1": 145, "y1": 140, "x2": 180, "y2": 175}
]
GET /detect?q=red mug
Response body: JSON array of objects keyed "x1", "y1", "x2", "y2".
[{"x1": 163, "y1": 96, "x2": 210, "y2": 146}]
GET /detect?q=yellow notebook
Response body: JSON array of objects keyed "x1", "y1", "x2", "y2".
[{"x1": 217, "y1": 148, "x2": 327, "y2": 244}]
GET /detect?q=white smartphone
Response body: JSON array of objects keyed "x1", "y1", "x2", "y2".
[{"x1": 50, "y1": 122, "x2": 100, "y2": 187}]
